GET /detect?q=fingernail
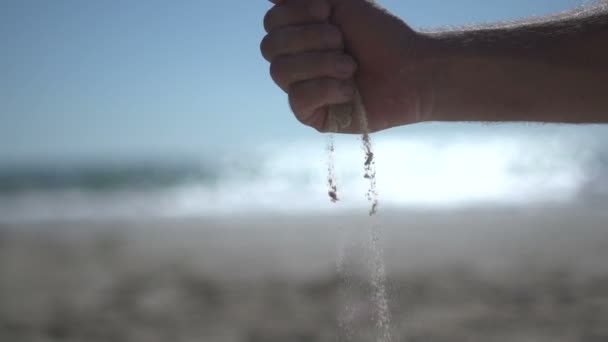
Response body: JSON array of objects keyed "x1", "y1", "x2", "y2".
[
  {"x1": 339, "y1": 81, "x2": 355, "y2": 98},
  {"x1": 335, "y1": 56, "x2": 356, "y2": 75}
]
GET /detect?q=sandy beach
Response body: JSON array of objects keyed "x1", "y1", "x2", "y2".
[{"x1": 1, "y1": 205, "x2": 608, "y2": 342}]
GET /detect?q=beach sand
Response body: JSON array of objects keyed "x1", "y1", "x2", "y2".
[{"x1": 1, "y1": 205, "x2": 608, "y2": 341}]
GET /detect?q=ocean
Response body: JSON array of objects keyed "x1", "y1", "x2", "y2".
[{"x1": 1, "y1": 128, "x2": 607, "y2": 223}]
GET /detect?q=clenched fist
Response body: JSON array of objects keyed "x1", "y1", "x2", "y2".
[{"x1": 261, "y1": 0, "x2": 440, "y2": 133}]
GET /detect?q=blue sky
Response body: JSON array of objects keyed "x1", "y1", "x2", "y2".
[{"x1": 0, "y1": 0, "x2": 589, "y2": 162}]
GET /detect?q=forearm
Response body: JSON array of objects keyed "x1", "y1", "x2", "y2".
[{"x1": 423, "y1": 2, "x2": 608, "y2": 124}]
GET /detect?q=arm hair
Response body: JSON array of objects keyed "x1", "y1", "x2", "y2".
[{"x1": 421, "y1": 0, "x2": 608, "y2": 65}]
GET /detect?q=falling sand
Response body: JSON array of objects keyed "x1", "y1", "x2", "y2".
[
  {"x1": 327, "y1": 135, "x2": 339, "y2": 203},
  {"x1": 328, "y1": 88, "x2": 393, "y2": 342}
]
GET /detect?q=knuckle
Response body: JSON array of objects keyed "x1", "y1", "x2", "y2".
[
  {"x1": 312, "y1": 118, "x2": 327, "y2": 133},
  {"x1": 314, "y1": 126, "x2": 327, "y2": 133},
  {"x1": 288, "y1": 90, "x2": 305, "y2": 116},
  {"x1": 292, "y1": 105, "x2": 310, "y2": 126},
  {"x1": 312, "y1": 107, "x2": 329, "y2": 132},
  {"x1": 263, "y1": 9, "x2": 273, "y2": 33},
  {"x1": 259, "y1": 34, "x2": 273, "y2": 61},
  {"x1": 294, "y1": 113, "x2": 309, "y2": 126},
  {"x1": 269, "y1": 59, "x2": 284, "y2": 85},
  {"x1": 289, "y1": 84, "x2": 314, "y2": 118}
]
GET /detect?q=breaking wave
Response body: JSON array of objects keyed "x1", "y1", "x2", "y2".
[{"x1": 1, "y1": 128, "x2": 606, "y2": 223}]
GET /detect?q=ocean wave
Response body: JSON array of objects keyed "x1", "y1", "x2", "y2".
[{"x1": 0, "y1": 131, "x2": 604, "y2": 223}]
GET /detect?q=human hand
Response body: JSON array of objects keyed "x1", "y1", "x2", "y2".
[{"x1": 261, "y1": 0, "x2": 438, "y2": 133}]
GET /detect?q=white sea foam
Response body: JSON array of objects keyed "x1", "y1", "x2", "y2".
[{"x1": 0, "y1": 130, "x2": 603, "y2": 223}]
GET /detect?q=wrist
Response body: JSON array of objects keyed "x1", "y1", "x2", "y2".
[
  {"x1": 424, "y1": 46, "x2": 608, "y2": 124},
  {"x1": 403, "y1": 32, "x2": 463, "y2": 124},
  {"x1": 420, "y1": 31, "x2": 534, "y2": 123}
]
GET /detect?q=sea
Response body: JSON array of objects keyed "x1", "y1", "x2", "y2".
[{"x1": 1, "y1": 126, "x2": 607, "y2": 223}]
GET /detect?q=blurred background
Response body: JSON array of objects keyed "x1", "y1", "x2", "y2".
[{"x1": 1, "y1": 0, "x2": 608, "y2": 341}]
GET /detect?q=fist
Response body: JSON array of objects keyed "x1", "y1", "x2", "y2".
[
  {"x1": 261, "y1": 0, "x2": 359, "y2": 133},
  {"x1": 261, "y1": 0, "x2": 438, "y2": 133}
]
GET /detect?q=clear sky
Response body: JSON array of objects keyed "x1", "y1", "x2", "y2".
[{"x1": 0, "y1": 0, "x2": 589, "y2": 162}]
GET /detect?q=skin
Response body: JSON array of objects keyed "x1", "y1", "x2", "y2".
[{"x1": 260, "y1": 0, "x2": 608, "y2": 134}]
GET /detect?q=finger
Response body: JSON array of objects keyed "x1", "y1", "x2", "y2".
[
  {"x1": 260, "y1": 24, "x2": 343, "y2": 62},
  {"x1": 327, "y1": 102, "x2": 354, "y2": 132},
  {"x1": 289, "y1": 78, "x2": 356, "y2": 126},
  {"x1": 264, "y1": 0, "x2": 330, "y2": 33},
  {"x1": 299, "y1": 103, "x2": 357, "y2": 133},
  {"x1": 306, "y1": 107, "x2": 331, "y2": 133},
  {"x1": 270, "y1": 51, "x2": 357, "y2": 91}
]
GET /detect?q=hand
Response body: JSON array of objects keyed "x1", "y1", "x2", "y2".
[{"x1": 261, "y1": 0, "x2": 440, "y2": 133}]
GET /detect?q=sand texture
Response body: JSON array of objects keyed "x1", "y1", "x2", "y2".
[{"x1": 1, "y1": 206, "x2": 608, "y2": 342}]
